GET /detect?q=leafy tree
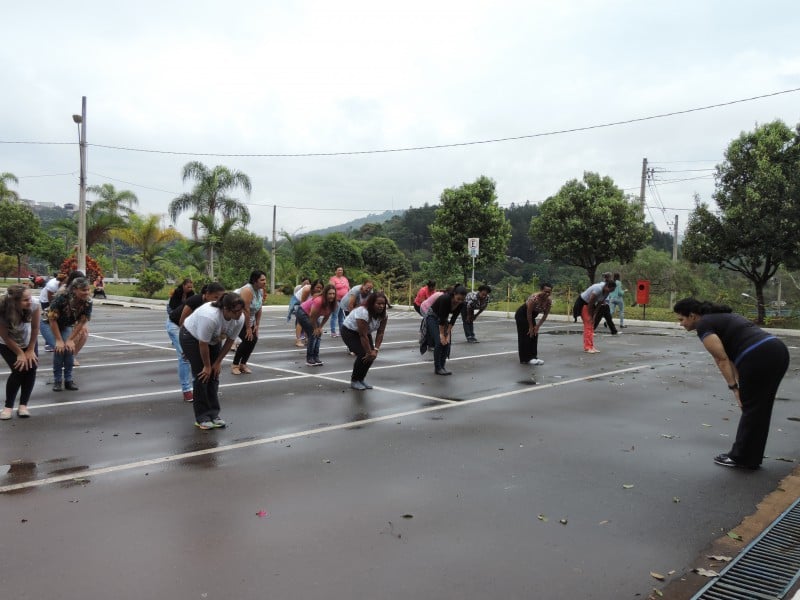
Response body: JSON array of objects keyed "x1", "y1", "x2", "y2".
[
  {"x1": 361, "y1": 237, "x2": 410, "y2": 279},
  {"x1": 115, "y1": 213, "x2": 183, "y2": 270},
  {"x1": 29, "y1": 230, "x2": 69, "y2": 273},
  {"x1": 429, "y1": 176, "x2": 511, "y2": 285},
  {"x1": 168, "y1": 161, "x2": 252, "y2": 277},
  {"x1": 0, "y1": 172, "x2": 19, "y2": 202},
  {"x1": 530, "y1": 171, "x2": 650, "y2": 284},
  {"x1": 188, "y1": 214, "x2": 244, "y2": 279},
  {"x1": 0, "y1": 253, "x2": 17, "y2": 277},
  {"x1": 218, "y1": 228, "x2": 270, "y2": 289},
  {"x1": 309, "y1": 232, "x2": 363, "y2": 275},
  {"x1": 505, "y1": 202, "x2": 541, "y2": 263},
  {"x1": 682, "y1": 120, "x2": 800, "y2": 324},
  {"x1": 136, "y1": 268, "x2": 167, "y2": 298},
  {"x1": 278, "y1": 230, "x2": 318, "y2": 283},
  {"x1": 0, "y1": 201, "x2": 41, "y2": 280},
  {"x1": 87, "y1": 183, "x2": 138, "y2": 278}
]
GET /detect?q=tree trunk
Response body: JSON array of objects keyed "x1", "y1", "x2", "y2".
[
  {"x1": 586, "y1": 265, "x2": 597, "y2": 285},
  {"x1": 754, "y1": 282, "x2": 767, "y2": 325}
]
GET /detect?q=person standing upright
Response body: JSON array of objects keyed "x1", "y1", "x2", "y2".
[
  {"x1": 166, "y1": 278, "x2": 195, "y2": 400},
  {"x1": 515, "y1": 282, "x2": 552, "y2": 365},
  {"x1": 231, "y1": 270, "x2": 267, "y2": 375},
  {"x1": 329, "y1": 266, "x2": 350, "y2": 338},
  {"x1": 608, "y1": 273, "x2": 626, "y2": 328}
]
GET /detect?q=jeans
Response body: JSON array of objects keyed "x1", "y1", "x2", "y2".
[
  {"x1": 40, "y1": 318, "x2": 56, "y2": 348},
  {"x1": 296, "y1": 307, "x2": 321, "y2": 362},
  {"x1": 330, "y1": 307, "x2": 345, "y2": 334},
  {"x1": 53, "y1": 326, "x2": 75, "y2": 383},
  {"x1": 609, "y1": 298, "x2": 625, "y2": 326},
  {"x1": 425, "y1": 314, "x2": 450, "y2": 371},
  {"x1": 166, "y1": 318, "x2": 192, "y2": 392},
  {"x1": 287, "y1": 295, "x2": 299, "y2": 322},
  {"x1": 461, "y1": 305, "x2": 476, "y2": 340}
]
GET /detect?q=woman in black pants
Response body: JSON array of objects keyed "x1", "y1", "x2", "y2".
[
  {"x1": 674, "y1": 298, "x2": 790, "y2": 469},
  {"x1": 0, "y1": 285, "x2": 40, "y2": 419},
  {"x1": 515, "y1": 282, "x2": 552, "y2": 366},
  {"x1": 340, "y1": 292, "x2": 388, "y2": 390},
  {"x1": 180, "y1": 293, "x2": 245, "y2": 430}
]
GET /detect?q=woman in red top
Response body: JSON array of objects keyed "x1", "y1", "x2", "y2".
[
  {"x1": 413, "y1": 280, "x2": 436, "y2": 314},
  {"x1": 329, "y1": 266, "x2": 349, "y2": 338},
  {"x1": 296, "y1": 284, "x2": 338, "y2": 366}
]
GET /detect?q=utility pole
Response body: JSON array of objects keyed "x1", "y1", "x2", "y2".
[
  {"x1": 72, "y1": 96, "x2": 88, "y2": 274},
  {"x1": 639, "y1": 157, "x2": 648, "y2": 210},
  {"x1": 670, "y1": 215, "x2": 678, "y2": 308},
  {"x1": 270, "y1": 204, "x2": 277, "y2": 294}
]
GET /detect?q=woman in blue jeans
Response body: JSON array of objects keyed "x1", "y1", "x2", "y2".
[
  {"x1": 47, "y1": 277, "x2": 92, "y2": 392},
  {"x1": 166, "y1": 278, "x2": 194, "y2": 401}
]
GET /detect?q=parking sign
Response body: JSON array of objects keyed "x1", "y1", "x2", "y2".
[{"x1": 468, "y1": 238, "x2": 479, "y2": 257}]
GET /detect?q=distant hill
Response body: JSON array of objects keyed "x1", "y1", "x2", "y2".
[{"x1": 308, "y1": 210, "x2": 406, "y2": 236}]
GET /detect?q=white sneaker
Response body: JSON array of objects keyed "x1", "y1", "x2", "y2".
[{"x1": 528, "y1": 359, "x2": 545, "y2": 365}]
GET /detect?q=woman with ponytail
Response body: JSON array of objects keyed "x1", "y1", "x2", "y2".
[{"x1": 674, "y1": 298, "x2": 790, "y2": 469}]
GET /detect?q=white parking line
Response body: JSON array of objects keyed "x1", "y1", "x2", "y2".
[{"x1": 0, "y1": 365, "x2": 648, "y2": 493}]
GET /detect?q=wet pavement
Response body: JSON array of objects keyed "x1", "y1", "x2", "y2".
[{"x1": 1, "y1": 306, "x2": 799, "y2": 599}]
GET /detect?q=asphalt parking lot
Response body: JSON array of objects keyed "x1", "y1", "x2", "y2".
[{"x1": 1, "y1": 304, "x2": 799, "y2": 599}]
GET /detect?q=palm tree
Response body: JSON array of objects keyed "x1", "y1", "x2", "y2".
[
  {"x1": 115, "y1": 214, "x2": 183, "y2": 270},
  {"x1": 189, "y1": 214, "x2": 243, "y2": 279},
  {"x1": 0, "y1": 172, "x2": 20, "y2": 202},
  {"x1": 168, "y1": 162, "x2": 251, "y2": 277},
  {"x1": 87, "y1": 183, "x2": 138, "y2": 279}
]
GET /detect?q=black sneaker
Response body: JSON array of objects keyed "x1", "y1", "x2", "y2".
[
  {"x1": 420, "y1": 343, "x2": 428, "y2": 355},
  {"x1": 64, "y1": 381, "x2": 79, "y2": 391},
  {"x1": 713, "y1": 454, "x2": 758, "y2": 469},
  {"x1": 53, "y1": 382, "x2": 63, "y2": 392}
]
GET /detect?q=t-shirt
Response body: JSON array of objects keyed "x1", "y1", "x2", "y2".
[
  {"x1": 235, "y1": 283, "x2": 264, "y2": 326},
  {"x1": 414, "y1": 286, "x2": 434, "y2": 306},
  {"x1": 0, "y1": 297, "x2": 40, "y2": 348},
  {"x1": 429, "y1": 293, "x2": 463, "y2": 326},
  {"x1": 330, "y1": 275, "x2": 350, "y2": 301},
  {"x1": 39, "y1": 278, "x2": 60, "y2": 307},
  {"x1": 342, "y1": 306, "x2": 384, "y2": 334},
  {"x1": 47, "y1": 292, "x2": 92, "y2": 330},
  {"x1": 169, "y1": 294, "x2": 206, "y2": 325},
  {"x1": 301, "y1": 294, "x2": 336, "y2": 318},
  {"x1": 695, "y1": 313, "x2": 774, "y2": 366},
  {"x1": 581, "y1": 282, "x2": 610, "y2": 304},
  {"x1": 464, "y1": 291, "x2": 489, "y2": 312},
  {"x1": 341, "y1": 285, "x2": 372, "y2": 312},
  {"x1": 420, "y1": 291, "x2": 443, "y2": 316},
  {"x1": 182, "y1": 302, "x2": 244, "y2": 345}
]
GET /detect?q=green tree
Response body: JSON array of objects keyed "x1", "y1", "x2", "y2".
[
  {"x1": 0, "y1": 253, "x2": 17, "y2": 277},
  {"x1": 168, "y1": 161, "x2": 252, "y2": 278},
  {"x1": 29, "y1": 230, "x2": 69, "y2": 273},
  {"x1": 278, "y1": 230, "x2": 318, "y2": 283},
  {"x1": 361, "y1": 237, "x2": 411, "y2": 279},
  {"x1": 136, "y1": 268, "x2": 167, "y2": 298},
  {"x1": 530, "y1": 172, "x2": 650, "y2": 284},
  {"x1": 0, "y1": 172, "x2": 20, "y2": 202},
  {"x1": 218, "y1": 228, "x2": 270, "y2": 289},
  {"x1": 682, "y1": 121, "x2": 800, "y2": 324},
  {"x1": 87, "y1": 183, "x2": 138, "y2": 278},
  {"x1": 0, "y1": 201, "x2": 41, "y2": 279},
  {"x1": 309, "y1": 232, "x2": 363, "y2": 275},
  {"x1": 115, "y1": 214, "x2": 183, "y2": 270},
  {"x1": 429, "y1": 176, "x2": 512, "y2": 285}
]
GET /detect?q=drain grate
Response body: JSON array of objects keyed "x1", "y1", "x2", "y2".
[{"x1": 691, "y1": 497, "x2": 800, "y2": 599}]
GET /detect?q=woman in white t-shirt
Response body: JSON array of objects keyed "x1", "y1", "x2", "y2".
[
  {"x1": 340, "y1": 292, "x2": 387, "y2": 390},
  {"x1": 0, "y1": 285, "x2": 41, "y2": 419},
  {"x1": 179, "y1": 293, "x2": 245, "y2": 430}
]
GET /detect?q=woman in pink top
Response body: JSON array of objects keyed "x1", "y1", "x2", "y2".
[
  {"x1": 413, "y1": 280, "x2": 436, "y2": 314},
  {"x1": 329, "y1": 266, "x2": 350, "y2": 338},
  {"x1": 296, "y1": 284, "x2": 338, "y2": 366}
]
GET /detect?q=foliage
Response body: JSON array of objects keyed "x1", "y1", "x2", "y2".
[
  {"x1": 682, "y1": 120, "x2": 800, "y2": 323},
  {"x1": 136, "y1": 268, "x2": 167, "y2": 298},
  {"x1": 0, "y1": 172, "x2": 20, "y2": 202},
  {"x1": 504, "y1": 202, "x2": 541, "y2": 263},
  {"x1": 218, "y1": 228, "x2": 270, "y2": 289},
  {"x1": 29, "y1": 228, "x2": 69, "y2": 273},
  {"x1": 115, "y1": 213, "x2": 183, "y2": 270},
  {"x1": 429, "y1": 176, "x2": 512, "y2": 285},
  {"x1": 529, "y1": 171, "x2": 650, "y2": 284},
  {"x1": 60, "y1": 254, "x2": 103, "y2": 282},
  {"x1": 0, "y1": 253, "x2": 17, "y2": 277},
  {"x1": 360, "y1": 237, "x2": 410, "y2": 279},
  {"x1": 308, "y1": 232, "x2": 364, "y2": 275},
  {"x1": 0, "y1": 201, "x2": 41, "y2": 278}
]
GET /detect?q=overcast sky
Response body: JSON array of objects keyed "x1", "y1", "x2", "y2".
[{"x1": 2, "y1": 1, "x2": 799, "y2": 241}]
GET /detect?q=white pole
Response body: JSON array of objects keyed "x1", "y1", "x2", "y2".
[{"x1": 77, "y1": 96, "x2": 87, "y2": 274}]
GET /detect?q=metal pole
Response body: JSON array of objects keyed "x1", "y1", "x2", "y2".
[
  {"x1": 471, "y1": 256, "x2": 475, "y2": 292},
  {"x1": 639, "y1": 157, "x2": 648, "y2": 211},
  {"x1": 270, "y1": 204, "x2": 277, "y2": 294},
  {"x1": 77, "y1": 96, "x2": 87, "y2": 274},
  {"x1": 670, "y1": 215, "x2": 678, "y2": 308}
]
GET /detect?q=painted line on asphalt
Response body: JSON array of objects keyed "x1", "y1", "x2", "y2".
[{"x1": 0, "y1": 365, "x2": 649, "y2": 493}]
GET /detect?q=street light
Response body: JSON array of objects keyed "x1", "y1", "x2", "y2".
[{"x1": 72, "y1": 96, "x2": 87, "y2": 274}]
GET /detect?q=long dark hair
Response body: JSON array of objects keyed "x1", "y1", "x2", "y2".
[
  {"x1": 321, "y1": 283, "x2": 338, "y2": 310},
  {"x1": 248, "y1": 270, "x2": 267, "y2": 286},
  {"x1": 673, "y1": 298, "x2": 733, "y2": 316},
  {"x1": 171, "y1": 277, "x2": 193, "y2": 299},
  {"x1": 0, "y1": 284, "x2": 32, "y2": 328},
  {"x1": 200, "y1": 282, "x2": 226, "y2": 297}
]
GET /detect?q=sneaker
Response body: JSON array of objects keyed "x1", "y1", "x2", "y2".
[
  {"x1": 182, "y1": 391, "x2": 194, "y2": 402},
  {"x1": 528, "y1": 358, "x2": 545, "y2": 365},
  {"x1": 64, "y1": 381, "x2": 79, "y2": 391},
  {"x1": 53, "y1": 381, "x2": 63, "y2": 392},
  {"x1": 45, "y1": 345, "x2": 54, "y2": 352},
  {"x1": 361, "y1": 380, "x2": 374, "y2": 389},
  {"x1": 211, "y1": 417, "x2": 227, "y2": 428},
  {"x1": 306, "y1": 360, "x2": 317, "y2": 367},
  {"x1": 351, "y1": 380, "x2": 367, "y2": 390},
  {"x1": 468, "y1": 338, "x2": 480, "y2": 343},
  {"x1": 713, "y1": 453, "x2": 758, "y2": 469},
  {"x1": 314, "y1": 358, "x2": 324, "y2": 366},
  {"x1": 17, "y1": 405, "x2": 30, "y2": 418},
  {"x1": 0, "y1": 408, "x2": 12, "y2": 420},
  {"x1": 331, "y1": 332, "x2": 339, "y2": 338},
  {"x1": 194, "y1": 421, "x2": 215, "y2": 430}
]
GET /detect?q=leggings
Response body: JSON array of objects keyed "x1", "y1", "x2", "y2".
[
  {"x1": 232, "y1": 326, "x2": 258, "y2": 366},
  {"x1": 0, "y1": 344, "x2": 38, "y2": 409}
]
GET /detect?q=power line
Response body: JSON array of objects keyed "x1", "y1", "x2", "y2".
[{"x1": 2, "y1": 87, "x2": 799, "y2": 157}]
